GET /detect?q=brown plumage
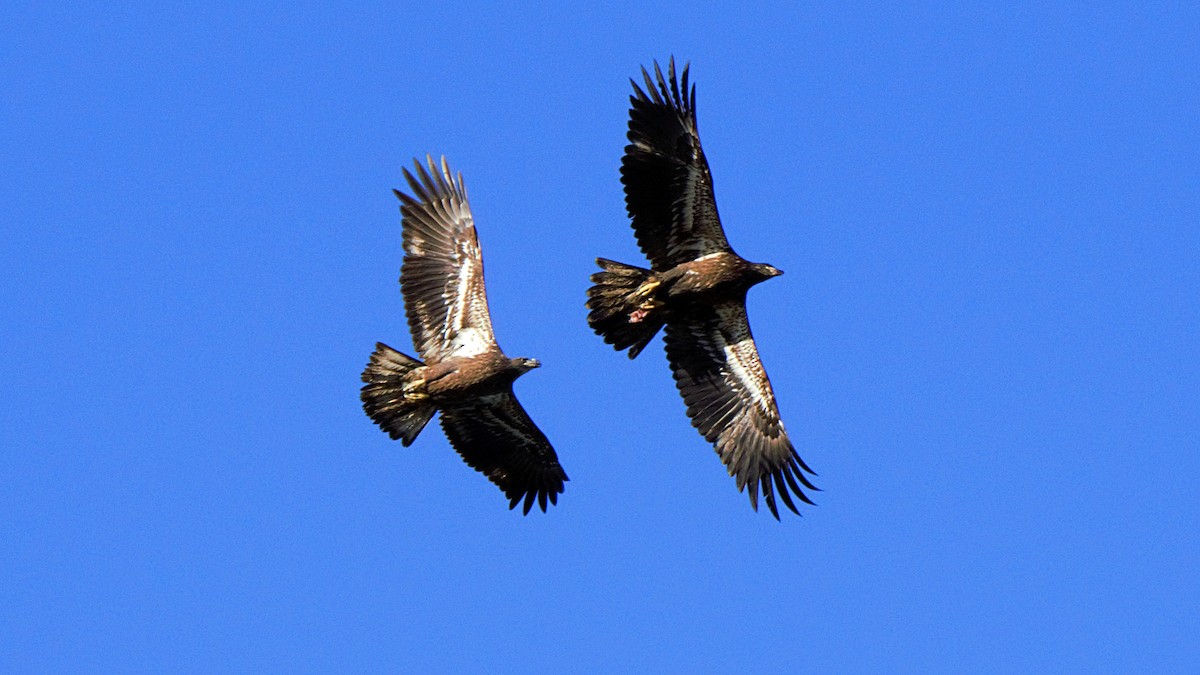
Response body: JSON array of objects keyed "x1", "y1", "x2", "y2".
[
  {"x1": 362, "y1": 156, "x2": 567, "y2": 514},
  {"x1": 587, "y1": 58, "x2": 817, "y2": 519}
]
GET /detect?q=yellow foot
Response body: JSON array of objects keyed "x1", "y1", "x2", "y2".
[
  {"x1": 401, "y1": 378, "x2": 428, "y2": 401},
  {"x1": 633, "y1": 278, "x2": 661, "y2": 301}
]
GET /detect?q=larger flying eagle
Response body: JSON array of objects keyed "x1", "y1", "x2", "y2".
[
  {"x1": 587, "y1": 59, "x2": 817, "y2": 518},
  {"x1": 362, "y1": 156, "x2": 567, "y2": 514}
]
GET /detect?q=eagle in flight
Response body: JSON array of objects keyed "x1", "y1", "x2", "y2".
[
  {"x1": 587, "y1": 58, "x2": 817, "y2": 518},
  {"x1": 362, "y1": 156, "x2": 567, "y2": 514}
]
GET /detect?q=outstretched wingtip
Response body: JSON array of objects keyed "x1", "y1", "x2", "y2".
[{"x1": 636, "y1": 56, "x2": 691, "y2": 110}]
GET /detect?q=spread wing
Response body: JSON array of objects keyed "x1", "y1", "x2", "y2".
[
  {"x1": 663, "y1": 302, "x2": 817, "y2": 518},
  {"x1": 439, "y1": 392, "x2": 568, "y2": 514},
  {"x1": 395, "y1": 156, "x2": 497, "y2": 363},
  {"x1": 621, "y1": 57, "x2": 733, "y2": 271}
]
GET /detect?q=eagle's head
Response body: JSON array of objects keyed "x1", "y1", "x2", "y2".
[
  {"x1": 513, "y1": 357, "x2": 541, "y2": 373},
  {"x1": 752, "y1": 263, "x2": 784, "y2": 281}
]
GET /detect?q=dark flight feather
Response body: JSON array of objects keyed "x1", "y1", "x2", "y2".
[{"x1": 440, "y1": 393, "x2": 565, "y2": 515}]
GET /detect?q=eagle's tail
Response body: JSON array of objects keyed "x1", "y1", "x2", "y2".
[
  {"x1": 361, "y1": 342, "x2": 436, "y2": 446},
  {"x1": 586, "y1": 258, "x2": 666, "y2": 359}
]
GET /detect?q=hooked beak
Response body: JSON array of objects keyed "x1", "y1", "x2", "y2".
[{"x1": 525, "y1": 358, "x2": 541, "y2": 369}]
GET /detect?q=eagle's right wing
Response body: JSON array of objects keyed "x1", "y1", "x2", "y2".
[
  {"x1": 663, "y1": 301, "x2": 817, "y2": 518},
  {"x1": 439, "y1": 391, "x2": 568, "y2": 514}
]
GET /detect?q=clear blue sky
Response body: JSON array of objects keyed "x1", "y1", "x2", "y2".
[{"x1": 3, "y1": 2, "x2": 1197, "y2": 671}]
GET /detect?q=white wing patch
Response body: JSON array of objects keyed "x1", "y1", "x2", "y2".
[
  {"x1": 724, "y1": 337, "x2": 782, "y2": 432},
  {"x1": 446, "y1": 326, "x2": 492, "y2": 358},
  {"x1": 442, "y1": 234, "x2": 494, "y2": 358},
  {"x1": 715, "y1": 304, "x2": 783, "y2": 432}
]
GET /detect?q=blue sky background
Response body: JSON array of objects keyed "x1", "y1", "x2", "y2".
[{"x1": 3, "y1": 2, "x2": 1197, "y2": 671}]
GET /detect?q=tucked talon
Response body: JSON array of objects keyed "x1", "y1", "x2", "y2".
[{"x1": 633, "y1": 278, "x2": 661, "y2": 300}]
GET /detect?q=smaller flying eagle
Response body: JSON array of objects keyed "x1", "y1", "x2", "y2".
[
  {"x1": 362, "y1": 156, "x2": 567, "y2": 514},
  {"x1": 587, "y1": 58, "x2": 817, "y2": 519}
]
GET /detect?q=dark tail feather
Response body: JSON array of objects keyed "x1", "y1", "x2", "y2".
[
  {"x1": 361, "y1": 342, "x2": 436, "y2": 446},
  {"x1": 585, "y1": 258, "x2": 666, "y2": 359}
]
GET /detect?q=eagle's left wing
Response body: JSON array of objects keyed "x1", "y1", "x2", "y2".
[
  {"x1": 439, "y1": 392, "x2": 568, "y2": 514},
  {"x1": 621, "y1": 57, "x2": 734, "y2": 271},
  {"x1": 663, "y1": 302, "x2": 817, "y2": 518},
  {"x1": 396, "y1": 156, "x2": 497, "y2": 362}
]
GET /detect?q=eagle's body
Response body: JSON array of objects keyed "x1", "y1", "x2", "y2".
[
  {"x1": 587, "y1": 59, "x2": 817, "y2": 518},
  {"x1": 362, "y1": 156, "x2": 566, "y2": 514},
  {"x1": 407, "y1": 352, "x2": 537, "y2": 400},
  {"x1": 648, "y1": 252, "x2": 781, "y2": 302}
]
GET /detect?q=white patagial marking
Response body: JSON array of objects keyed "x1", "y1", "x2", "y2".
[
  {"x1": 724, "y1": 338, "x2": 755, "y2": 388},
  {"x1": 435, "y1": 231, "x2": 494, "y2": 358},
  {"x1": 448, "y1": 326, "x2": 491, "y2": 357},
  {"x1": 724, "y1": 337, "x2": 774, "y2": 419},
  {"x1": 451, "y1": 250, "x2": 476, "y2": 318}
]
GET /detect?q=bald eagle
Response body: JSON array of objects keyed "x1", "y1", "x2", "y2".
[
  {"x1": 362, "y1": 156, "x2": 567, "y2": 514},
  {"x1": 587, "y1": 59, "x2": 817, "y2": 518}
]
